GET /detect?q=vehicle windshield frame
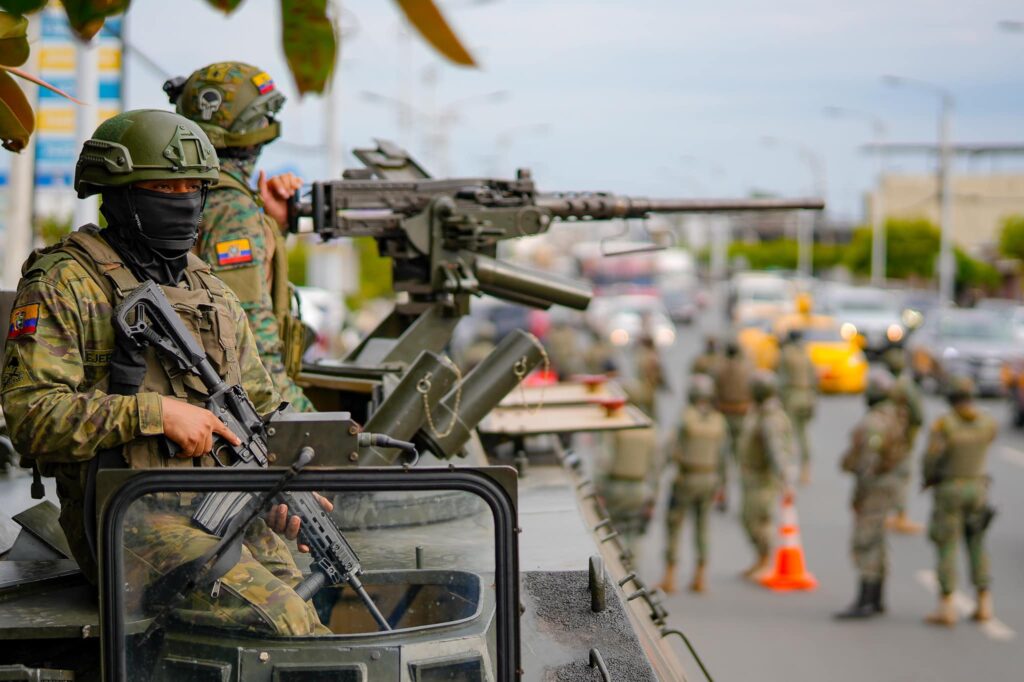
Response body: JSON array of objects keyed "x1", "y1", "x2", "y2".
[{"x1": 98, "y1": 467, "x2": 520, "y2": 681}]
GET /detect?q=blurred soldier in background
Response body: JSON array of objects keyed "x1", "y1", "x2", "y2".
[
  {"x1": 835, "y1": 369, "x2": 904, "y2": 620},
  {"x1": 713, "y1": 337, "x2": 754, "y2": 511},
  {"x1": 922, "y1": 376, "x2": 998, "y2": 627},
  {"x1": 778, "y1": 329, "x2": 817, "y2": 486},
  {"x1": 659, "y1": 374, "x2": 726, "y2": 594},
  {"x1": 546, "y1": 317, "x2": 585, "y2": 380},
  {"x1": 690, "y1": 334, "x2": 722, "y2": 377},
  {"x1": 583, "y1": 328, "x2": 618, "y2": 376},
  {"x1": 737, "y1": 370, "x2": 795, "y2": 581},
  {"x1": 597, "y1": 383, "x2": 659, "y2": 550},
  {"x1": 882, "y1": 339, "x2": 925, "y2": 534},
  {"x1": 168, "y1": 62, "x2": 314, "y2": 412},
  {"x1": 633, "y1": 334, "x2": 666, "y2": 417}
]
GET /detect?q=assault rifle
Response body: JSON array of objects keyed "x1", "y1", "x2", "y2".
[{"x1": 114, "y1": 281, "x2": 416, "y2": 631}]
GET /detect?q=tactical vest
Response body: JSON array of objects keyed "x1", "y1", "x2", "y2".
[
  {"x1": 675, "y1": 406, "x2": 725, "y2": 472},
  {"x1": 715, "y1": 358, "x2": 752, "y2": 413},
  {"x1": 845, "y1": 403, "x2": 905, "y2": 475},
  {"x1": 607, "y1": 427, "x2": 657, "y2": 481},
  {"x1": 938, "y1": 411, "x2": 995, "y2": 479},
  {"x1": 780, "y1": 345, "x2": 815, "y2": 391},
  {"x1": 738, "y1": 402, "x2": 788, "y2": 475},
  {"x1": 23, "y1": 226, "x2": 242, "y2": 471},
  {"x1": 210, "y1": 172, "x2": 305, "y2": 378}
]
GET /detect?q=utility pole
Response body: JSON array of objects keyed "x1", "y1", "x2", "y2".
[
  {"x1": 883, "y1": 75, "x2": 955, "y2": 307},
  {"x1": 824, "y1": 106, "x2": 888, "y2": 286},
  {"x1": 761, "y1": 136, "x2": 825, "y2": 279}
]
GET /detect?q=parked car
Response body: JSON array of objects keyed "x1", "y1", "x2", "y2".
[
  {"x1": 907, "y1": 308, "x2": 1021, "y2": 396},
  {"x1": 820, "y1": 286, "x2": 906, "y2": 355},
  {"x1": 586, "y1": 294, "x2": 677, "y2": 348}
]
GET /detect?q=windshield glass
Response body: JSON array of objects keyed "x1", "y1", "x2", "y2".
[
  {"x1": 832, "y1": 294, "x2": 897, "y2": 314},
  {"x1": 106, "y1": 472, "x2": 508, "y2": 681},
  {"x1": 802, "y1": 326, "x2": 844, "y2": 342},
  {"x1": 938, "y1": 314, "x2": 1013, "y2": 341}
]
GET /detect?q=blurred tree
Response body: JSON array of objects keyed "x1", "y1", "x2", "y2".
[
  {"x1": 997, "y1": 214, "x2": 1024, "y2": 261},
  {"x1": 726, "y1": 239, "x2": 843, "y2": 273},
  {"x1": 347, "y1": 237, "x2": 393, "y2": 309},
  {"x1": 286, "y1": 236, "x2": 309, "y2": 287}
]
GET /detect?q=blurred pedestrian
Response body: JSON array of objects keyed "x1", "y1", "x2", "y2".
[
  {"x1": 690, "y1": 334, "x2": 722, "y2": 377},
  {"x1": 713, "y1": 337, "x2": 754, "y2": 511},
  {"x1": 659, "y1": 374, "x2": 727, "y2": 594},
  {"x1": 778, "y1": 329, "x2": 817, "y2": 486},
  {"x1": 737, "y1": 370, "x2": 795, "y2": 581},
  {"x1": 882, "y1": 339, "x2": 925, "y2": 534},
  {"x1": 546, "y1": 318, "x2": 585, "y2": 380},
  {"x1": 835, "y1": 369, "x2": 904, "y2": 619},
  {"x1": 634, "y1": 334, "x2": 666, "y2": 417},
  {"x1": 922, "y1": 376, "x2": 997, "y2": 627}
]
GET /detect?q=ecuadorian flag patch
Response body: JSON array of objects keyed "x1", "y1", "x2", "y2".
[
  {"x1": 8, "y1": 303, "x2": 39, "y2": 340},
  {"x1": 251, "y1": 72, "x2": 275, "y2": 95},
  {"x1": 216, "y1": 238, "x2": 253, "y2": 266}
]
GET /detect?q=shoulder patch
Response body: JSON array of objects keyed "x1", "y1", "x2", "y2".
[
  {"x1": 7, "y1": 303, "x2": 40, "y2": 339},
  {"x1": 216, "y1": 238, "x2": 254, "y2": 266}
]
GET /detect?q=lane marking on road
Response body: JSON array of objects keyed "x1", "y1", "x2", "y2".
[
  {"x1": 998, "y1": 446, "x2": 1024, "y2": 469},
  {"x1": 915, "y1": 570, "x2": 1016, "y2": 642}
]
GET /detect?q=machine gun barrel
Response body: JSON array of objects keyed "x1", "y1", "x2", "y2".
[{"x1": 536, "y1": 194, "x2": 826, "y2": 220}]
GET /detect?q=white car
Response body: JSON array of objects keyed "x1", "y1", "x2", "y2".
[{"x1": 586, "y1": 295, "x2": 677, "y2": 348}]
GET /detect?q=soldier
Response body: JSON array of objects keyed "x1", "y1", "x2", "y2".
[
  {"x1": 777, "y1": 329, "x2": 817, "y2": 486},
  {"x1": 737, "y1": 370, "x2": 795, "y2": 581},
  {"x1": 598, "y1": 383, "x2": 659, "y2": 550},
  {"x1": 690, "y1": 334, "x2": 722, "y2": 377},
  {"x1": 835, "y1": 369, "x2": 904, "y2": 619},
  {"x1": 882, "y1": 339, "x2": 925, "y2": 534},
  {"x1": 659, "y1": 374, "x2": 727, "y2": 594},
  {"x1": 713, "y1": 337, "x2": 754, "y2": 511},
  {"x1": 546, "y1": 317, "x2": 585, "y2": 380},
  {"x1": 922, "y1": 376, "x2": 997, "y2": 627},
  {"x1": 166, "y1": 63, "x2": 313, "y2": 412},
  {"x1": 0, "y1": 110, "x2": 327, "y2": 635},
  {"x1": 634, "y1": 334, "x2": 666, "y2": 417}
]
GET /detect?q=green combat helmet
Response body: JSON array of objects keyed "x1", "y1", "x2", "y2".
[
  {"x1": 865, "y1": 368, "x2": 895, "y2": 406},
  {"x1": 750, "y1": 370, "x2": 778, "y2": 403},
  {"x1": 74, "y1": 109, "x2": 219, "y2": 198},
  {"x1": 946, "y1": 374, "x2": 976, "y2": 403},
  {"x1": 689, "y1": 373, "x2": 715, "y2": 403},
  {"x1": 165, "y1": 62, "x2": 286, "y2": 150}
]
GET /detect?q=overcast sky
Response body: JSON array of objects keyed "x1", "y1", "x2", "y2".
[{"x1": 118, "y1": 0, "x2": 1024, "y2": 221}]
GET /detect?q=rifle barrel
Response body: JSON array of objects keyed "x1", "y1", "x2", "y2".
[{"x1": 537, "y1": 194, "x2": 825, "y2": 220}]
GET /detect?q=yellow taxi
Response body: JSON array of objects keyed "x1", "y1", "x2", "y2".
[{"x1": 737, "y1": 319, "x2": 779, "y2": 370}]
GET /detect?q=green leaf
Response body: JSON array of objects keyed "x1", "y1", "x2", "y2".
[
  {"x1": 203, "y1": 0, "x2": 245, "y2": 13},
  {"x1": 0, "y1": 68, "x2": 34, "y2": 151},
  {"x1": 0, "y1": 1, "x2": 48, "y2": 15},
  {"x1": 395, "y1": 0, "x2": 476, "y2": 67},
  {"x1": 0, "y1": 11, "x2": 29, "y2": 67},
  {"x1": 61, "y1": 0, "x2": 132, "y2": 41},
  {"x1": 280, "y1": 0, "x2": 336, "y2": 95}
]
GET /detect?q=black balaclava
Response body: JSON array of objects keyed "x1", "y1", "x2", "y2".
[{"x1": 100, "y1": 185, "x2": 207, "y2": 285}]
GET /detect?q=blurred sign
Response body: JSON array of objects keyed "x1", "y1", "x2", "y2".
[{"x1": 34, "y1": 6, "x2": 123, "y2": 188}]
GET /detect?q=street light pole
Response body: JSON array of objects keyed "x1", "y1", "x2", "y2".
[
  {"x1": 761, "y1": 136, "x2": 825, "y2": 279},
  {"x1": 883, "y1": 75, "x2": 956, "y2": 307},
  {"x1": 824, "y1": 106, "x2": 888, "y2": 286}
]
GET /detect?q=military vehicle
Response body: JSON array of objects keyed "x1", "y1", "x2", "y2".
[{"x1": 0, "y1": 140, "x2": 823, "y2": 680}]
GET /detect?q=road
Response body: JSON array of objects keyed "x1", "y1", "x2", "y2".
[{"x1": 636, "y1": 311, "x2": 1024, "y2": 682}]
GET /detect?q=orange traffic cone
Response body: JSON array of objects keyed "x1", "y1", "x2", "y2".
[{"x1": 759, "y1": 495, "x2": 818, "y2": 592}]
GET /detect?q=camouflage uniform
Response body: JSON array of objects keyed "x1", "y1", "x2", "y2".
[
  {"x1": 1, "y1": 110, "x2": 326, "y2": 636},
  {"x1": 737, "y1": 388, "x2": 794, "y2": 572},
  {"x1": 599, "y1": 426, "x2": 658, "y2": 548},
  {"x1": 633, "y1": 339, "x2": 665, "y2": 416},
  {"x1": 173, "y1": 62, "x2": 313, "y2": 413},
  {"x1": 546, "y1": 321, "x2": 584, "y2": 379},
  {"x1": 714, "y1": 352, "x2": 753, "y2": 496},
  {"x1": 887, "y1": 357, "x2": 924, "y2": 522},
  {"x1": 923, "y1": 408, "x2": 996, "y2": 598},
  {"x1": 777, "y1": 341, "x2": 816, "y2": 477},
  {"x1": 664, "y1": 404, "x2": 726, "y2": 580}
]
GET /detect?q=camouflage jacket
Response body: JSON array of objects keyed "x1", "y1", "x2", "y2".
[
  {"x1": 738, "y1": 398, "x2": 794, "y2": 484},
  {"x1": 841, "y1": 401, "x2": 904, "y2": 479},
  {"x1": 195, "y1": 158, "x2": 313, "y2": 412},
  {"x1": 922, "y1": 407, "x2": 997, "y2": 485},
  {"x1": 0, "y1": 231, "x2": 279, "y2": 467}
]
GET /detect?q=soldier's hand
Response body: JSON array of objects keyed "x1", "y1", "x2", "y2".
[
  {"x1": 258, "y1": 170, "x2": 304, "y2": 230},
  {"x1": 267, "y1": 493, "x2": 335, "y2": 552},
  {"x1": 161, "y1": 397, "x2": 240, "y2": 457}
]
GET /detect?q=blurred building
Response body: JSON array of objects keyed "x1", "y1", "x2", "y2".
[{"x1": 866, "y1": 173, "x2": 1024, "y2": 253}]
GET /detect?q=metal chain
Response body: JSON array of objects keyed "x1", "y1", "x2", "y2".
[
  {"x1": 418, "y1": 356, "x2": 463, "y2": 440},
  {"x1": 514, "y1": 332, "x2": 551, "y2": 414}
]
